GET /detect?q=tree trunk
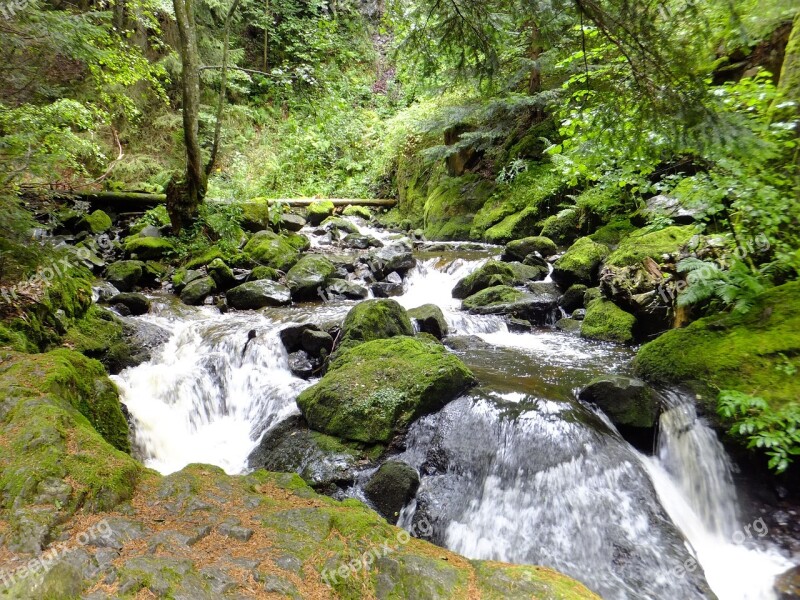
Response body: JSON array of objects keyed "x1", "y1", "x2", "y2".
[
  {"x1": 263, "y1": 0, "x2": 270, "y2": 72},
  {"x1": 170, "y1": 0, "x2": 207, "y2": 233}
]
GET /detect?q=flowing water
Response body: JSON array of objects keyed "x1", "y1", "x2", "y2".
[{"x1": 113, "y1": 217, "x2": 795, "y2": 599}]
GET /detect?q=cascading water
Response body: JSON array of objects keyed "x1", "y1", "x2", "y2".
[{"x1": 111, "y1": 216, "x2": 795, "y2": 598}]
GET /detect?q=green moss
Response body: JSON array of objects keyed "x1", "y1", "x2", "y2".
[
  {"x1": 185, "y1": 246, "x2": 225, "y2": 269},
  {"x1": 307, "y1": 200, "x2": 335, "y2": 225},
  {"x1": 452, "y1": 261, "x2": 516, "y2": 299},
  {"x1": 337, "y1": 299, "x2": 414, "y2": 352},
  {"x1": 472, "y1": 561, "x2": 600, "y2": 599},
  {"x1": 484, "y1": 206, "x2": 541, "y2": 245},
  {"x1": 539, "y1": 208, "x2": 580, "y2": 246},
  {"x1": 342, "y1": 205, "x2": 372, "y2": 219},
  {"x1": 423, "y1": 174, "x2": 494, "y2": 240},
  {"x1": 471, "y1": 163, "x2": 565, "y2": 239},
  {"x1": 576, "y1": 186, "x2": 627, "y2": 226},
  {"x1": 462, "y1": 285, "x2": 527, "y2": 311},
  {"x1": 394, "y1": 150, "x2": 430, "y2": 227},
  {"x1": 243, "y1": 231, "x2": 302, "y2": 272},
  {"x1": 124, "y1": 236, "x2": 176, "y2": 260},
  {"x1": 63, "y1": 305, "x2": 130, "y2": 370},
  {"x1": 82, "y1": 210, "x2": 112, "y2": 234},
  {"x1": 251, "y1": 266, "x2": 279, "y2": 281},
  {"x1": 297, "y1": 336, "x2": 476, "y2": 443},
  {"x1": 105, "y1": 260, "x2": 144, "y2": 291},
  {"x1": 589, "y1": 218, "x2": 636, "y2": 246},
  {"x1": 634, "y1": 281, "x2": 800, "y2": 413},
  {"x1": 503, "y1": 236, "x2": 558, "y2": 261},
  {"x1": 552, "y1": 237, "x2": 610, "y2": 286},
  {"x1": 240, "y1": 200, "x2": 272, "y2": 231},
  {"x1": 605, "y1": 225, "x2": 696, "y2": 267},
  {"x1": 580, "y1": 300, "x2": 637, "y2": 344},
  {"x1": 286, "y1": 255, "x2": 337, "y2": 299}
]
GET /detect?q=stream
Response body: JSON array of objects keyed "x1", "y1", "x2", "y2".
[{"x1": 112, "y1": 218, "x2": 795, "y2": 600}]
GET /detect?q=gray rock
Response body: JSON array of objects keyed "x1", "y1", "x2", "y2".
[
  {"x1": 364, "y1": 461, "x2": 420, "y2": 524},
  {"x1": 109, "y1": 292, "x2": 150, "y2": 316},
  {"x1": 88, "y1": 518, "x2": 147, "y2": 550},
  {"x1": 325, "y1": 278, "x2": 369, "y2": 300},
  {"x1": 408, "y1": 304, "x2": 448, "y2": 340},
  {"x1": 227, "y1": 280, "x2": 291, "y2": 309},
  {"x1": 180, "y1": 276, "x2": 216, "y2": 306},
  {"x1": 368, "y1": 243, "x2": 416, "y2": 279},
  {"x1": 280, "y1": 324, "x2": 321, "y2": 353},
  {"x1": 559, "y1": 283, "x2": 588, "y2": 313},
  {"x1": 641, "y1": 195, "x2": 700, "y2": 225},
  {"x1": 105, "y1": 261, "x2": 144, "y2": 292},
  {"x1": 280, "y1": 213, "x2": 306, "y2": 232},
  {"x1": 301, "y1": 329, "x2": 334, "y2": 357},
  {"x1": 342, "y1": 233, "x2": 383, "y2": 249},
  {"x1": 578, "y1": 376, "x2": 660, "y2": 430},
  {"x1": 218, "y1": 520, "x2": 254, "y2": 542}
]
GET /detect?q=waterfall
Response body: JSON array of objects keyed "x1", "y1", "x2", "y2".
[{"x1": 640, "y1": 390, "x2": 792, "y2": 600}]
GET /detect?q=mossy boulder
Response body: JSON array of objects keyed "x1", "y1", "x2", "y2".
[
  {"x1": 297, "y1": 336, "x2": 476, "y2": 443},
  {"x1": 364, "y1": 461, "x2": 420, "y2": 523},
  {"x1": 251, "y1": 265, "x2": 280, "y2": 281},
  {"x1": 124, "y1": 236, "x2": 175, "y2": 260},
  {"x1": 306, "y1": 200, "x2": 335, "y2": 226},
  {"x1": 240, "y1": 200, "x2": 272, "y2": 232},
  {"x1": 227, "y1": 280, "x2": 291, "y2": 309},
  {"x1": 424, "y1": 174, "x2": 495, "y2": 240},
  {"x1": 552, "y1": 237, "x2": 610, "y2": 286},
  {"x1": 502, "y1": 236, "x2": 558, "y2": 261},
  {"x1": 286, "y1": 255, "x2": 337, "y2": 301},
  {"x1": 109, "y1": 292, "x2": 150, "y2": 316},
  {"x1": 589, "y1": 218, "x2": 636, "y2": 246},
  {"x1": 343, "y1": 205, "x2": 372, "y2": 219},
  {"x1": 80, "y1": 209, "x2": 112, "y2": 234},
  {"x1": 634, "y1": 281, "x2": 800, "y2": 414},
  {"x1": 539, "y1": 208, "x2": 581, "y2": 246},
  {"x1": 580, "y1": 299, "x2": 637, "y2": 344},
  {"x1": 179, "y1": 276, "x2": 216, "y2": 306},
  {"x1": 506, "y1": 260, "x2": 548, "y2": 283},
  {"x1": 207, "y1": 258, "x2": 235, "y2": 289},
  {"x1": 560, "y1": 283, "x2": 588, "y2": 313},
  {"x1": 452, "y1": 261, "x2": 516, "y2": 299},
  {"x1": 462, "y1": 285, "x2": 527, "y2": 313},
  {"x1": 321, "y1": 216, "x2": 359, "y2": 235},
  {"x1": 105, "y1": 260, "x2": 144, "y2": 292},
  {"x1": 484, "y1": 206, "x2": 543, "y2": 245},
  {"x1": 408, "y1": 304, "x2": 448, "y2": 339},
  {"x1": 578, "y1": 376, "x2": 660, "y2": 429},
  {"x1": 605, "y1": 225, "x2": 696, "y2": 268},
  {"x1": 337, "y1": 299, "x2": 414, "y2": 352},
  {"x1": 243, "y1": 231, "x2": 302, "y2": 272}
]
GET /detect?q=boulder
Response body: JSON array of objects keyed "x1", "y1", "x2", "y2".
[
  {"x1": 109, "y1": 293, "x2": 150, "y2": 316},
  {"x1": 124, "y1": 236, "x2": 175, "y2": 260},
  {"x1": 320, "y1": 216, "x2": 359, "y2": 235},
  {"x1": 296, "y1": 336, "x2": 476, "y2": 443},
  {"x1": 604, "y1": 226, "x2": 695, "y2": 268},
  {"x1": 506, "y1": 261, "x2": 548, "y2": 283},
  {"x1": 242, "y1": 231, "x2": 302, "y2": 272},
  {"x1": 371, "y1": 271, "x2": 404, "y2": 297},
  {"x1": 342, "y1": 233, "x2": 383, "y2": 249},
  {"x1": 337, "y1": 299, "x2": 414, "y2": 351},
  {"x1": 364, "y1": 461, "x2": 420, "y2": 524},
  {"x1": 286, "y1": 255, "x2": 337, "y2": 301},
  {"x1": 559, "y1": 284, "x2": 588, "y2": 313},
  {"x1": 342, "y1": 205, "x2": 372, "y2": 219},
  {"x1": 578, "y1": 376, "x2": 660, "y2": 429},
  {"x1": 226, "y1": 280, "x2": 291, "y2": 309},
  {"x1": 368, "y1": 243, "x2": 416, "y2": 280},
  {"x1": 280, "y1": 213, "x2": 306, "y2": 232},
  {"x1": 287, "y1": 351, "x2": 315, "y2": 379},
  {"x1": 452, "y1": 261, "x2": 515, "y2": 299},
  {"x1": 306, "y1": 200, "x2": 335, "y2": 226},
  {"x1": 207, "y1": 258, "x2": 235, "y2": 289},
  {"x1": 80, "y1": 210, "x2": 112, "y2": 234},
  {"x1": 250, "y1": 266, "x2": 279, "y2": 281},
  {"x1": 462, "y1": 284, "x2": 559, "y2": 325},
  {"x1": 105, "y1": 261, "x2": 144, "y2": 292},
  {"x1": 180, "y1": 276, "x2": 216, "y2": 306},
  {"x1": 502, "y1": 236, "x2": 558, "y2": 262},
  {"x1": 408, "y1": 304, "x2": 449, "y2": 340},
  {"x1": 324, "y1": 279, "x2": 368, "y2": 300},
  {"x1": 552, "y1": 237, "x2": 610, "y2": 287},
  {"x1": 640, "y1": 195, "x2": 700, "y2": 225},
  {"x1": 580, "y1": 299, "x2": 637, "y2": 344},
  {"x1": 301, "y1": 329, "x2": 334, "y2": 358},
  {"x1": 555, "y1": 318, "x2": 582, "y2": 334},
  {"x1": 279, "y1": 324, "x2": 321, "y2": 353}
]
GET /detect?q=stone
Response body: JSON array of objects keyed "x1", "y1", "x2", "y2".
[
  {"x1": 555, "y1": 318, "x2": 582, "y2": 334},
  {"x1": 109, "y1": 293, "x2": 150, "y2": 316},
  {"x1": 368, "y1": 243, "x2": 416, "y2": 280},
  {"x1": 288, "y1": 351, "x2": 315, "y2": 379},
  {"x1": 552, "y1": 237, "x2": 610, "y2": 287},
  {"x1": 342, "y1": 233, "x2": 383, "y2": 249},
  {"x1": 580, "y1": 299, "x2": 637, "y2": 344},
  {"x1": 502, "y1": 236, "x2": 558, "y2": 261},
  {"x1": 280, "y1": 324, "x2": 322, "y2": 353},
  {"x1": 775, "y1": 565, "x2": 800, "y2": 600},
  {"x1": 226, "y1": 280, "x2": 291, "y2": 309},
  {"x1": 578, "y1": 376, "x2": 660, "y2": 430},
  {"x1": 337, "y1": 299, "x2": 414, "y2": 351},
  {"x1": 324, "y1": 278, "x2": 369, "y2": 300},
  {"x1": 243, "y1": 231, "x2": 302, "y2": 272},
  {"x1": 218, "y1": 520, "x2": 254, "y2": 542},
  {"x1": 123, "y1": 236, "x2": 175, "y2": 260},
  {"x1": 408, "y1": 304, "x2": 449, "y2": 339},
  {"x1": 180, "y1": 276, "x2": 217, "y2": 306},
  {"x1": 301, "y1": 329, "x2": 334, "y2": 358},
  {"x1": 105, "y1": 261, "x2": 144, "y2": 292},
  {"x1": 306, "y1": 200, "x2": 335, "y2": 226},
  {"x1": 207, "y1": 258, "x2": 235, "y2": 289},
  {"x1": 452, "y1": 261, "x2": 516, "y2": 299},
  {"x1": 286, "y1": 255, "x2": 337, "y2": 301},
  {"x1": 560, "y1": 284, "x2": 588, "y2": 313},
  {"x1": 364, "y1": 461, "x2": 420, "y2": 524},
  {"x1": 640, "y1": 195, "x2": 700, "y2": 225},
  {"x1": 280, "y1": 213, "x2": 306, "y2": 232},
  {"x1": 320, "y1": 216, "x2": 359, "y2": 235}
]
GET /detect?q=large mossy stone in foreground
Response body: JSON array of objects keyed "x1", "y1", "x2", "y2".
[
  {"x1": 337, "y1": 299, "x2": 414, "y2": 351},
  {"x1": 634, "y1": 281, "x2": 800, "y2": 414},
  {"x1": 286, "y1": 255, "x2": 337, "y2": 301},
  {"x1": 580, "y1": 299, "x2": 637, "y2": 344},
  {"x1": 552, "y1": 237, "x2": 610, "y2": 286},
  {"x1": 243, "y1": 230, "x2": 302, "y2": 272},
  {"x1": 297, "y1": 336, "x2": 476, "y2": 443},
  {"x1": 578, "y1": 375, "x2": 659, "y2": 429}
]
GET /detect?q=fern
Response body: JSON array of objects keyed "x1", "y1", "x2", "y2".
[{"x1": 676, "y1": 258, "x2": 765, "y2": 315}]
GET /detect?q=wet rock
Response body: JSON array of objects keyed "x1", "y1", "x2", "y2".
[
  {"x1": 502, "y1": 236, "x2": 558, "y2": 261},
  {"x1": 555, "y1": 317, "x2": 582, "y2": 334},
  {"x1": 112, "y1": 318, "x2": 170, "y2": 372},
  {"x1": 207, "y1": 258, "x2": 235, "y2": 289},
  {"x1": 280, "y1": 213, "x2": 306, "y2": 232},
  {"x1": 552, "y1": 237, "x2": 610, "y2": 287},
  {"x1": 559, "y1": 283, "x2": 588, "y2": 313},
  {"x1": 325, "y1": 278, "x2": 369, "y2": 300},
  {"x1": 368, "y1": 242, "x2": 416, "y2": 280},
  {"x1": 247, "y1": 415, "x2": 365, "y2": 491},
  {"x1": 506, "y1": 261, "x2": 548, "y2": 283},
  {"x1": 342, "y1": 233, "x2": 383, "y2": 249},
  {"x1": 180, "y1": 276, "x2": 217, "y2": 306},
  {"x1": 581, "y1": 299, "x2": 637, "y2": 344},
  {"x1": 372, "y1": 271, "x2": 405, "y2": 297},
  {"x1": 453, "y1": 261, "x2": 516, "y2": 299},
  {"x1": 321, "y1": 216, "x2": 359, "y2": 235},
  {"x1": 242, "y1": 230, "x2": 302, "y2": 272},
  {"x1": 337, "y1": 299, "x2": 414, "y2": 352},
  {"x1": 286, "y1": 255, "x2": 337, "y2": 301},
  {"x1": 105, "y1": 260, "x2": 144, "y2": 292},
  {"x1": 578, "y1": 375, "x2": 660, "y2": 429},
  {"x1": 600, "y1": 262, "x2": 671, "y2": 337},
  {"x1": 640, "y1": 195, "x2": 700, "y2": 225},
  {"x1": 775, "y1": 565, "x2": 800, "y2": 599},
  {"x1": 226, "y1": 280, "x2": 291, "y2": 309},
  {"x1": 297, "y1": 336, "x2": 476, "y2": 444},
  {"x1": 280, "y1": 323, "x2": 322, "y2": 353},
  {"x1": 124, "y1": 236, "x2": 175, "y2": 260},
  {"x1": 408, "y1": 304, "x2": 449, "y2": 339},
  {"x1": 508, "y1": 317, "x2": 532, "y2": 332},
  {"x1": 173, "y1": 268, "x2": 205, "y2": 293},
  {"x1": 364, "y1": 461, "x2": 420, "y2": 524},
  {"x1": 572, "y1": 308, "x2": 586, "y2": 320},
  {"x1": 109, "y1": 292, "x2": 150, "y2": 316},
  {"x1": 306, "y1": 200, "x2": 335, "y2": 226},
  {"x1": 93, "y1": 281, "x2": 121, "y2": 303},
  {"x1": 462, "y1": 284, "x2": 559, "y2": 325},
  {"x1": 301, "y1": 328, "x2": 334, "y2": 358},
  {"x1": 288, "y1": 351, "x2": 315, "y2": 379}
]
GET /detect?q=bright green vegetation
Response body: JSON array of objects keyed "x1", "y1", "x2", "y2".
[
  {"x1": 604, "y1": 226, "x2": 697, "y2": 267},
  {"x1": 242, "y1": 230, "x2": 303, "y2": 272},
  {"x1": 552, "y1": 237, "x2": 610, "y2": 286},
  {"x1": 462, "y1": 285, "x2": 528, "y2": 312},
  {"x1": 297, "y1": 336, "x2": 476, "y2": 443},
  {"x1": 336, "y1": 299, "x2": 415, "y2": 352},
  {"x1": 580, "y1": 300, "x2": 637, "y2": 344}
]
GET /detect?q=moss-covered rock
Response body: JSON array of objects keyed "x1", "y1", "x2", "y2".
[
  {"x1": 578, "y1": 376, "x2": 659, "y2": 429},
  {"x1": 108, "y1": 292, "x2": 151, "y2": 316},
  {"x1": 242, "y1": 230, "x2": 302, "y2": 272},
  {"x1": 552, "y1": 237, "x2": 610, "y2": 286},
  {"x1": 105, "y1": 260, "x2": 144, "y2": 292},
  {"x1": 580, "y1": 299, "x2": 637, "y2": 344},
  {"x1": 240, "y1": 200, "x2": 272, "y2": 232},
  {"x1": 408, "y1": 304, "x2": 448, "y2": 339},
  {"x1": 461, "y1": 285, "x2": 527, "y2": 312},
  {"x1": 251, "y1": 265, "x2": 279, "y2": 281},
  {"x1": 306, "y1": 200, "x2": 335, "y2": 226},
  {"x1": 560, "y1": 283, "x2": 588, "y2": 313},
  {"x1": 575, "y1": 186, "x2": 627, "y2": 228},
  {"x1": 484, "y1": 206, "x2": 544, "y2": 244},
  {"x1": 452, "y1": 261, "x2": 516, "y2": 299},
  {"x1": 179, "y1": 276, "x2": 216, "y2": 306},
  {"x1": 634, "y1": 281, "x2": 800, "y2": 413},
  {"x1": 124, "y1": 236, "x2": 175, "y2": 260},
  {"x1": 539, "y1": 208, "x2": 581, "y2": 246},
  {"x1": 286, "y1": 255, "x2": 337, "y2": 301},
  {"x1": 364, "y1": 461, "x2": 420, "y2": 524},
  {"x1": 424, "y1": 174, "x2": 495, "y2": 240},
  {"x1": 227, "y1": 279, "x2": 291, "y2": 309},
  {"x1": 589, "y1": 218, "x2": 636, "y2": 246},
  {"x1": 321, "y1": 216, "x2": 359, "y2": 235},
  {"x1": 80, "y1": 210, "x2": 112, "y2": 234},
  {"x1": 337, "y1": 299, "x2": 414, "y2": 352},
  {"x1": 342, "y1": 205, "x2": 372, "y2": 219},
  {"x1": 502, "y1": 236, "x2": 558, "y2": 261},
  {"x1": 207, "y1": 258, "x2": 235, "y2": 289},
  {"x1": 297, "y1": 336, "x2": 476, "y2": 443},
  {"x1": 605, "y1": 225, "x2": 696, "y2": 267}
]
